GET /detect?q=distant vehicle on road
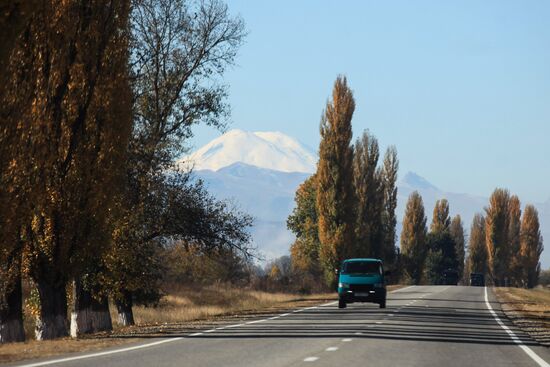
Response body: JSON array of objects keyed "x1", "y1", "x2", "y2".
[
  {"x1": 442, "y1": 268, "x2": 459, "y2": 285},
  {"x1": 337, "y1": 258, "x2": 389, "y2": 309},
  {"x1": 470, "y1": 272, "x2": 485, "y2": 286}
]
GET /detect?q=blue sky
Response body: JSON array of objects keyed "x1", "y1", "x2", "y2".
[{"x1": 193, "y1": 0, "x2": 550, "y2": 204}]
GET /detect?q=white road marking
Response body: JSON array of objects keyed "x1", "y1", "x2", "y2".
[
  {"x1": 224, "y1": 323, "x2": 244, "y2": 328},
  {"x1": 484, "y1": 287, "x2": 550, "y2": 367},
  {"x1": 304, "y1": 357, "x2": 319, "y2": 362},
  {"x1": 355, "y1": 332, "x2": 363, "y2": 335},
  {"x1": 342, "y1": 338, "x2": 353, "y2": 342},
  {"x1": 375, "y1": 321, "x2": 383, "y2": 324},
  {"x1": 15, "y1": 337, "x2": 186, "y2": 367},
  {"x1": 16, "y1": 287, "x2": 417, "y2": 367},
  {"x1": 326, "y1": 347, "x2": 338, "y2": 352}
]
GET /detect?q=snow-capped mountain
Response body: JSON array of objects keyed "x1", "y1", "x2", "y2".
[
  {"x1": 186, "y1": 130, "x2": 550, "y2": 267},
  {"x1": 182, "y1": 129, "x2": 317, "y2": 173}
]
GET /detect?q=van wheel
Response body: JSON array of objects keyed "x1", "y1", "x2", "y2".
[
  {"x1": 338, "y1": 299, "x2": 347, "y2": 309},
  {"x1": 379, "y1": 299, "x2": 386, "y2": 308}
]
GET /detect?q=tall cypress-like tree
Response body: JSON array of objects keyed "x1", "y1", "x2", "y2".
[
  {"x1": 467, "y1": 214, "x2": 487, "y2": 275},
  {"x1": 520, "y1": 205, "x2": 543, "y2": 288},
  {"x1": 450, "y1": 215, "x2": 465, "y2": 280},
  {"x1": 352, "y1": 131, "x2": 381, "y2": 259},
  {"x1": 425, "y1": 200, "x2": 457, "y2": 284},
  {"x1": 485, "y1": 188, "x2": 510, "y2": 286},
  {"x1": 431, "y1": 199, "x2": 451, "y2": 233},
  {"x1": 400, "y1": 191, "x2": 428, "y2": 284},
  {"x1": 508, "y1": 195, "x2": 522, "y2": 286},
  {"x1": 317, "y1": 76, "x2": 356, "y2": 286},
  {"x1": 381, "y1": 146, "x2": 399, "y2": 266}
]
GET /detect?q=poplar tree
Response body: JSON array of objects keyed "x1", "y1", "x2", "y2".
[
  {"x1": 381, "y1": 146, "x2": 399, "y2": 266},
  {"x1": 13, "y1": 0, "x2": 132, "y2": 340},
  {"x1": 467, "y1": 214, "x2": 487, "y2": 275},
  {"x1": 450, "y1": 215, "x2": 465, "y2": 280},
  {"x1": 485, "y1": 188, "x2": 510, "y2": 286},
  {"x1": 508, "y1": 195, "x2": 522, "y2": 286},
  {"x1": 431, "y1": 199, "x2": 451, "y2": 233},
  {"x1": 317, "y1": 76, "x2": 356, "y2": 286},
  {"x1": 352, "y1": 131, "x2": 382, "y2": 258},
  {"x1": 400, "y1": 192, "x2": 428, "y2": 284},
  {"x1": 520, "y1": 205, "x2": 543, "y2": 288}
]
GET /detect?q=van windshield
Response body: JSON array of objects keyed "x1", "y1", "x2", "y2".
[{"x1": 342, "y1": 261, "x2": 381, "y2": 275}]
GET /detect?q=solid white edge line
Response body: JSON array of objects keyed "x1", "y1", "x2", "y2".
[
  {"x1": 15, "y1": 337, "x2": 185, "y2": 367},
  {"x1": 15, "y1": 285, "x2": 418, "y2": 367},
  {"x1": 484, "y1": 286, "x2": 550, "y2": 367}
]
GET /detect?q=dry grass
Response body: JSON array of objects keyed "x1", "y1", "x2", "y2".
[
  {"x1": 128, "y1": 284, "x2": 334, "y2": 326},
  {"x1": 494, "y1": 287, "x2": 550, "y2": 346}
]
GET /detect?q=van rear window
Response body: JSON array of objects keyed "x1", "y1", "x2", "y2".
[{"x1": 342, "y1": 261, "x2": 381, "y2": 275}]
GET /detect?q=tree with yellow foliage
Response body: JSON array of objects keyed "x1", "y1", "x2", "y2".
[
  {"x1": 520, "y1": 205, "x2": 543, "y2": 288},
  {"x1": 400, "y1": 192, "x2": 428, "y2": 284},
  {"x1": 316, "y1": 76, "x2": 356, "y2": 287}
]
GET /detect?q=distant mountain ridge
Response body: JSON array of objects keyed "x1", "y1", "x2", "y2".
[{"x1": 188, "y1": 129, "x2": 550, "y2": 267}]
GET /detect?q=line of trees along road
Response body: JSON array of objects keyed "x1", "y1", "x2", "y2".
[
  {"x1": 287, "y1": 77, "x2": 542, "y2": 290},
  {"x1": 288, "y1": 77, "x2": 400, "y2": 289},
  {"x1": 400, "y1": 189, "x2": 543, "y2": 287},
  {"x1": 1, "y1": 0, "x2": 251, "y2": 344}
]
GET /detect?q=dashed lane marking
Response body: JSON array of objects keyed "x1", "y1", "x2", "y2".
[{"x1": 304, "y1": 357, "x2": 319, "y2": 362}]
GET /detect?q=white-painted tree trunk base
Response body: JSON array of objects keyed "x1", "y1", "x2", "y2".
[
  {"x1": 70, "y1": 309, "x2": 112, "y2": 338},
  {"x1": 35, "y1": 315, "x2": 68, "y2": 341}
]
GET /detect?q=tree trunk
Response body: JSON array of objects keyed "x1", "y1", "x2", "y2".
[
  {"x1": 115, "y1": 291, "x2": 134, "y2": 326},
  {"x1": 70, "y1": 280, "x2": 112, "y2": 337},
  {"x1": 0, "y1": 275, "x2": 25, "y2": 343},
  {"x1": 35, "y1": 280, "x2": 68, "y2": 340}
]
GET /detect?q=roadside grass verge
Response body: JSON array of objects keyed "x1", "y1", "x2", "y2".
[{"x1": 494, "y1": 287, "x2": 550, "y2": 346}]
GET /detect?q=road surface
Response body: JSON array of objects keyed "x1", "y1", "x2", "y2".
[{"x1": 11, "y1": 286, "x2": 550, "y2": 367}]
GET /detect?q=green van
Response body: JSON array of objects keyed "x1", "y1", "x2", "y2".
[{"x1": 337, "y1": 258, "x2": 388, "y2": 309}]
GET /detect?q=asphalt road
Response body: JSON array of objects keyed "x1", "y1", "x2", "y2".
[{"x1": 12, "y1": 286, "x2": 550, "y2": 367}]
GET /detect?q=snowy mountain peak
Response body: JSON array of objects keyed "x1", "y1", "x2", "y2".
[
  {"x1": 181, "y1": 129, "x2": 317, "y2": 173},
  {"x1": 400, "y1": 172, "x2": 439, "y2": 191}
]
